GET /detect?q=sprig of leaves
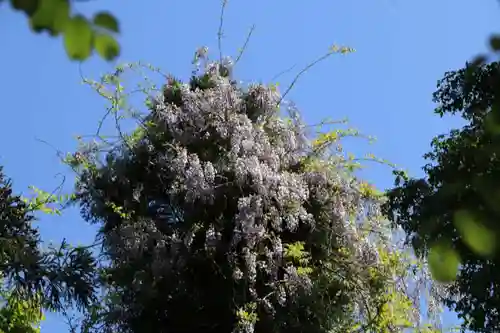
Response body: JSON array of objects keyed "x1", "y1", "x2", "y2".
[{"x1": 8, "y1": 0, "x2": 120, "y2": 61}]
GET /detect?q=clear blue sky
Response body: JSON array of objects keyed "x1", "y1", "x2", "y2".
[{"x1": 1, "y1": 0, "x2": 499, "y2": 331}]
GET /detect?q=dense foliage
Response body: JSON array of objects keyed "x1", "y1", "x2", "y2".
[
  {"x1": 0, "y1": 287, "x2": 43, "y2": 333},
  {"x1": 383, "y1": 61, "x2": 500, "y2": 332},
  {"x1": 67, "y1": 52, "x2": 445, "y2": 333},
  {"x1": 0, "y1": 166, "x2": 97, "y2": 331}
]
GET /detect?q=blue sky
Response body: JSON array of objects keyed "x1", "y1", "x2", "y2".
[{"x1": 1, "y1": 0, "x2": 499, "y2": 331}]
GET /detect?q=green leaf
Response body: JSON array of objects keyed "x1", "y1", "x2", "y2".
[
  {"x1": 484, "y1": 109, "x2": 500, "y2": 135},
  {"x1": 29, "y1": 0, "x2": 69, "y2": 35},
  {"x1": 93, "y1": 11, "x2": 119, "y2": 33},
  {"x1": 490, "y1": 35, "x2": 500, "y2": 51},
  {"x1": 454, "y1": 209, "x2": 496, "y2": 257},
  {"x1": 93, "y1": 33, "x2": 120, "y2": 61},
  {"x1": 10, "y1": 0, "x2": 39, "y2": 16},
  {"x1": 428, "y1": 242, "x2": 460, "y2": 283},
  {"x1": 470, "y1": 55, "x2": 487, "y2": 69},
  {"x1": 52, "y1": 0, "x2": 69, "y2": 33},
  {"x1": 63, "y1": 15, "x2": 93, "y2": 61}
]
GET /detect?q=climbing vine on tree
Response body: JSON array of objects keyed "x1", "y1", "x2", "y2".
[{"x1": 56, "y1": 45, "x2": 449, "y2": 332}]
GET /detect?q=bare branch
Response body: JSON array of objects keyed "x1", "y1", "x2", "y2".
[
  {"x1": 270, "y1": 64, "x2": 297, "y2": 82},
  {"x1": 234, "y1": 24, "x2": 256, "y2": 65},
  {"x1": 217, "y1": 0, "x2": 229, "y2": 62},
  {"x1": 279, "y1": 51, "x2": 335, "y2": 105},
  {"x1": 278, "y1": 45, "x2": 354, "y2": 105}
]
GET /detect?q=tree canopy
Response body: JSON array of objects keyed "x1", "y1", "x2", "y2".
[
  {"x1": 384, "y1": 61, "x2": 500, "y2": 332},
  {"x1": 57, "y1": 51, "x2": 447, "y2": 333},
  {"x1": 0, "y1": 166, "x2": 98, "y2": 331}
]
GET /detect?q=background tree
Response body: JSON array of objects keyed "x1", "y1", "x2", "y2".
[
  {"x1": 0, "y1": 166, "x2": 98, "y2": 330},
  {"x1": 0, "y1": 285, "x2": 44, "y2": 333},
  {"x1": 383, "y1": 60, "x2": 500, "y2": 332}
]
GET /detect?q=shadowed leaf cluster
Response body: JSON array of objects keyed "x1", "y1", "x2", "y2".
[{"x1": 0, "y1": 166, "x2": 98, "y2": 328}]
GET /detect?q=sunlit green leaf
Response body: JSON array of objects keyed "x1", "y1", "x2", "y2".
[
  {"x1": 93, "y1": 11, "x2": 119, "y2": 33},
  {"x1": 29, "y1": 0, "x2": 68, "y2": 35},
  {"x1": 63, "y1": 15, "x2": 93, "y2": 61},
  {"x1": 428, "y1": 242, "x2": 460, "y2": 283},
  {"x1": 93, "y1": 33, "x2": 120, "y2": 61},
  {"x1": 52, "y1": 0, "x2": 69, "y2": 33},
  {"x1": 454, "y1": 209, "x2": 496, "y2": 257}
]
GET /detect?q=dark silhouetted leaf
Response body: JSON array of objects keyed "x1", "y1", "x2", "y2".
[
  {"x1": 93, "y1": 11, "x2": 119, "y2": 33},
  {"x1": 491, "y1": 35, "x2": 500, "y2": 51},
  {"x1": 471, "y1": 55, "x2": 487, "y2": 68},
  {"x1": 63, "y1": 15, "x2": 93, "y2": 61},
  {"x1": 93, "y1": 33, "x2": 120, "y2": 61},
  {"x1": 485, "y1": 108, "x2": 500, "y2": 135},
  {"x1": 10, "y1": 0, "x2": 39, "y2": 15}
]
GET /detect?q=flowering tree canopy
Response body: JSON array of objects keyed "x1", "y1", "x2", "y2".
[{"x1": 72, "y1": 50, "x2": 443, "y2": 333}]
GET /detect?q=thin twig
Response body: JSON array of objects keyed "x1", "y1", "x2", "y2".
[
  {"x1": 34, "y1": 137, "x2": 66, "y2": 164},
  {"x1": 279, "y1": 50, "x2": 338, "y2": 105},
  {"x1": 234, "y1": 24, "x2": 256, "y2": 65},
  {"x1": 270, "y1": 64, "x2": 297, "y2": 83},
  {"x1": 217, "y1": 0, "x2": 228, "y2": 63},
  {"x1": 78, "y1": 61, "x2": 85, "y2": 84},
  {"x1": 96, "y1": 106, "x2": 113, "y2": 138},
  {"x1": 301, "y1": 118, "x2": 349, "y2": 129}
]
